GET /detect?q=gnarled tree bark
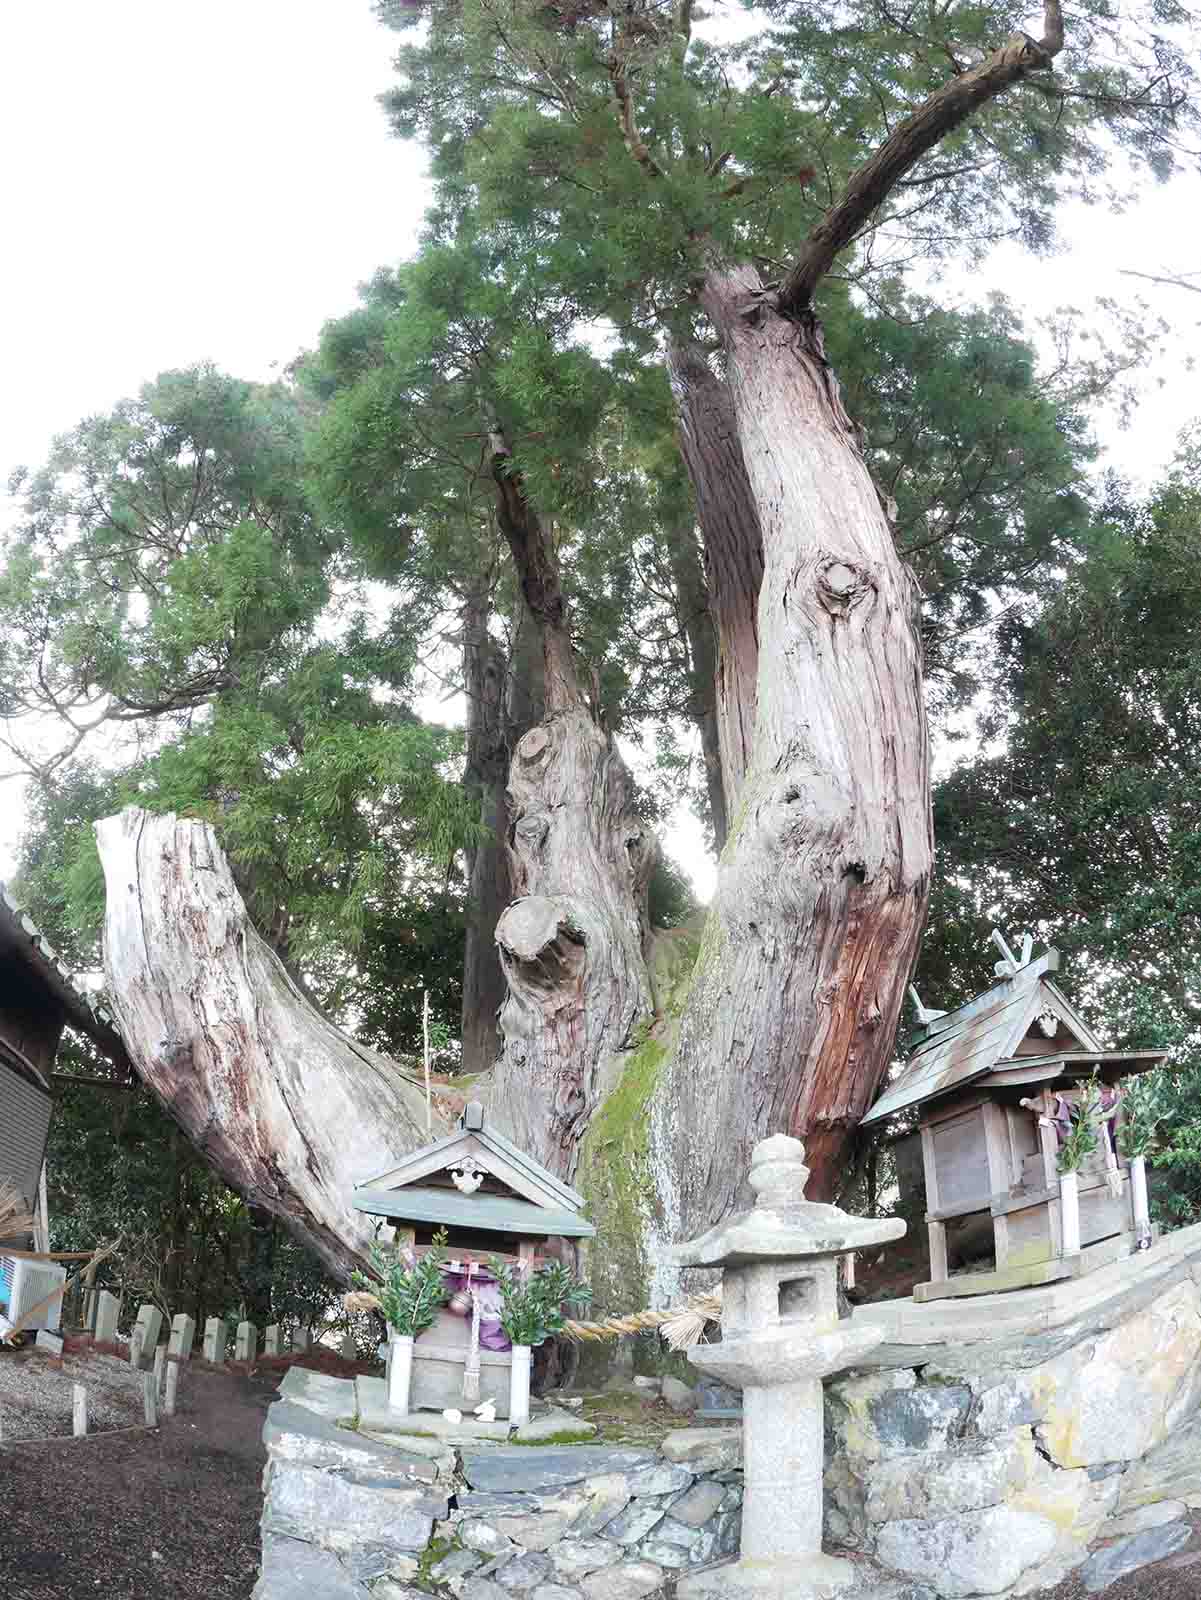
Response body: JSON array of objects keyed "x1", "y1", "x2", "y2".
[
  {"x1": 96, "y1": 808, "x2": 440, "y2": 1283},
  {"x1": 486, "y1": 448, "x2": 656, "y2": 1179},
  {"x1": 649, "y1": 266, "x2": 932, "y2": 1280}
]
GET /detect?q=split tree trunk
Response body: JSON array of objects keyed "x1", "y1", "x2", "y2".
[
  {"x1": 650, "y1": 267, "x2": 932, "y2": 1265},
  {"x1": 485, "y1": 451, "x2": 656, "y2": 1179},
  {"x1": 668, "y1": 340, "x2": 764, "y2": 830},
  {"x1": 460, "y1": 589, "x2": 514, "y2": 1076},
  {"x1": 461, "y1": 592, "x2": 548, "y2": 1074},
  {"x1": 664, "y1": 514, "x2": 728, "y2": 851},
  {"x1": 96, "y1": 808, "x2": 440, "y2": 1284}
]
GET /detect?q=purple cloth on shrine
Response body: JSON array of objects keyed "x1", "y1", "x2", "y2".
[{"x1": 443, "y1": 1269, "x2": 511, "y2": 1351}]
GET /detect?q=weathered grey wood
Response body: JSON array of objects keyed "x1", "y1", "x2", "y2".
[
  {"x1": 652, "y1": 265, "x2": 933, "y2": 1209},
  {"x1": 72, "y1": 1383, "x2": 87, "y2": 1437},
  {"x1": 654, "y1": 270, "x2": 932, "y2": 1213},
  {"x1": 142, "y1": 1371, "x2": 157, "y2": 1426},
  {"x1": 991, "y1": 1186, "x2": 1058, "y2": 1217},
  {"x1": 128, "y1": 1326, "x2": 144, "y2": 1371},
  {"x1": 153, "y1": 1345, "x2": 166, "y2": 1394},
  {"x1": 487, "y1": 715, "x2": 655, "y2": 1179},
  {"x1": 932, "y1": 1109, "x2": 990, "y2": 1212},
  {"x1": 982, "y1": 1102, "x2": 1014, "y2": 1267},
  {"x1": 164, "y1": 1359, "x2": 179, "y2": 1417},
  {"x1": 95, "y1": 809, "x2": 441, "y2": 1282},
  {"x1": 926, "y1": 1220, "x2": 949, "y2": 1283}
]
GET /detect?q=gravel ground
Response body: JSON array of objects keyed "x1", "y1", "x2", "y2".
[
  {"x1": 0, "y1": 1344, "x2": 144, "y2": 1439},
  {"x1": 0, "y1": 1364, "x2": 273, "y2": 1600}
]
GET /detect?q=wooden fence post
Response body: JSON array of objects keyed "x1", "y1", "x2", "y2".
[
  {"x1": 73, "y1": 1384, "x2": 87, "y2": 1437},
  {"x1": 142, "y1": 1371, "x2": 157, "y2": 1426},
  {"x1": 164, "y1": 1360, "x2": 180, "y2": 1417}
]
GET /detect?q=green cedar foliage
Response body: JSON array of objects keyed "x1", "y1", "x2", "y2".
[
  {"x1": 923, "y1": 441, "x2": 1201, "y2": 1222},
  {"x1": 3, "y1": 366, "x2": 476, "y2": 1057},
  {"x1": 375, "y1": 0, "x2": 1193, "y2": 341}
]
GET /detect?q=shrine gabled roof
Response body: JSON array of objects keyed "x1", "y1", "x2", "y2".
[
  {"x1": 358, "y1": 1104, "x2": 586, "y2": 1215},
  {"x1": 861, "y1": 950, "x2": 1109, "y2": 1126},
  {"x1": 351, "y1": 1182, "x2": 596, "y2": 1238},
  {"x1": 0, "y1": 882, "x2": 131, "y2": 1076}
]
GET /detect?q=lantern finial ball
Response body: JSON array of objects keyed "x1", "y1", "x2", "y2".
[{"x1": 747, "y1": 1134, "x2": 811, "y2": 1207}]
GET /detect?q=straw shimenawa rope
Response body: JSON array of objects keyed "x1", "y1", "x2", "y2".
[{"x1": 342, "y1": 1286, "x2": 725, "y2": 1352}]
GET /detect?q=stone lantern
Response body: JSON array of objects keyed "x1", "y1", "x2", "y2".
[{"x1": 670, "y1": 1134, "x2": 905, "y2": 1600}]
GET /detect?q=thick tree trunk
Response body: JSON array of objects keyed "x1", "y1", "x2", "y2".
[
  {"x1": 649, "y1": 266, "x2": 932, "y2": 1284},
  {"x1": 460, "y1": 589, "x2": 512, "y2": 1075},
  {"x1": 668, "y1": 340, "x2": 764, "y2": 828},
  {"x1": 96, "y1": 808, "x2": 441, "y2": 1284},
  {"x1": 486, "y1": 453, "x2": 656, "y2": 1179}
]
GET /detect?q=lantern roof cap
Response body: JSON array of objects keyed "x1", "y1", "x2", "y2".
[{"x1": 669, "y1": 1135, "x2": 904, "y2": 1269}]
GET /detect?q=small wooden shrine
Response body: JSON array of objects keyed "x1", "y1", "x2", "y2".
[
  {"x1": 353, "y1": 1101, "x2": 594, "y2": 1416},
  {"x1": 862, "y1": 933, "x2": 1166, "y2": 1303}
]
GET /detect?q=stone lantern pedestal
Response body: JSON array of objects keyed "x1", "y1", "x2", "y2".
[{"x1": 670, "y1": 1134, "x2": 906, "y2": 1600}]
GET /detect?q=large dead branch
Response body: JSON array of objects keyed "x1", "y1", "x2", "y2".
[
  {"x1": 96, "y1": 808, "x2": 444, "y2": 1283},
  {"x1": 779, "y1": 0, "x2": 1066, "y2": 313}
]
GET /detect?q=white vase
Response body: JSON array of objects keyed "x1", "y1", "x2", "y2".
[
  {"x1": 509, "y1": 1343, "x2": 532, "y2": 1426},
  {"x1": 1130, "y1": 1153, "x2": 1152, "y2": 1247},
  {"x1": 388, "y1": 1332, "x2": 414, "y2": 1414},
  {"x1": 1060, "y1": 1169, "x2": 1081, "y2": 1256}
]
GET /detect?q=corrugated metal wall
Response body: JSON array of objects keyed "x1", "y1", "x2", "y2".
[{"x1": 0, "y1": 1057, "x2": 52, "y2": 1209}]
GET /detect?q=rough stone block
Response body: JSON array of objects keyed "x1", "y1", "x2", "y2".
[
  {"x1": 622, "y1": 1463, "x2": 694, "y2": 1496},
  {"x1": 1034, "y1": 1279, "x2": 1201, "y2": 1469},
  {"x1": 460, "y1": 1520, "x2": 517, "y2": 1558},
  {"x1": 94, "y1": 1289, "x2": 120, "y2": 1346},
  {"x1": 659, "y1": 1428, "x2": 741, "y2": 1472},
  {"x1": 636, "y1": 1538, "x2": 689, "y2": 1569},
  {"x1": 514, "y1": 1408, "x2": 598, "y2": 1443},
  {"x1": 253, "y1": 1535, "x2": 369, "y2": 1599},
  {"x1": 1106, "y1": 1499, "x2": 1187, "y2": 1539},
  {"x1": 571, "y1": 1473, "x2": 632, "y2": 1539},
  {"x1": 462, "y1": 1447, "x2": 655, "y2": 1495},
  {"x1": 531, "y1": 1588, "x2": 584, "y2": 1600},
  {"x1": 549, "y1": 1540, "x2": 622, "y2": 1579},
  {"x1": 34, "y1": 1330, "x2": 63, "y2": 1357},
  {"x1": 579, "y1": 1562, "x2": 666, "y2": 1600},
  {"x1": 601, "y1": 1500, "x2": 665, "y2": 1546},
  {"x1": 865, "y1": 1439, "x2": 1024, "y2": 1524},
  {"x1": 661, "y1": 1377, "x2": 698, "y2": 1413},
  {"x1": 495, "y1": 1551, "x2": 554, "y2": 1592},
  {"x1": 277, "y1": 1365, "x2": 357, "y2": 1423},
  {"x1": 1117, "y1": 1410, "x2": 1201, "y2": 1510},
  {"x1": 263, "y1": 1400, "x2": 440, "y2": 1485},
  {"x1": 867, "y1": 1385, "x2": 973, "y2": 1459},
  {"x1": 262, "y1": 1461, "x2": 444, "y2": 1556},
  {"x1": 874, "y1": 1505, "x2": 1058, "y2": 1597},
  {"x1": 667, "y1": 1480, "x2": 724, "y2": 1527},
  {"x1": 1079, "y1": 1522, "x2": 1193, "y2": 1592}
]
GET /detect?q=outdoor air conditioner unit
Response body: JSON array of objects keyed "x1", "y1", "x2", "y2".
[{"x1": 0, "y1": 1253, "x2": 65, "y2": 1341}]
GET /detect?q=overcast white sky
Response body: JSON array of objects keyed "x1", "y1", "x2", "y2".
[{"x1": 1, "y1": 3, "x2": 1199, "y2": 897}]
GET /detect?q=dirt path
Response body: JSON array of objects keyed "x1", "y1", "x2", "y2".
[{"x1": 0, "y1": 1365, "x2": 274, "y2": 1600}]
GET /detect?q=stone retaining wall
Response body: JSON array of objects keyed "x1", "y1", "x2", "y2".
[{"x1": 254, "y1": 1223, "x2": 1201, "y2": 1600}]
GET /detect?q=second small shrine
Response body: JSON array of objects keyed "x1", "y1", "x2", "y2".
[
  {"x1": 863, "y1": 934, "x2": 1166, "y2": 1303},
  {"x1": 353, "y1": 1102, "x2": 595, "y2": 1418}
]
